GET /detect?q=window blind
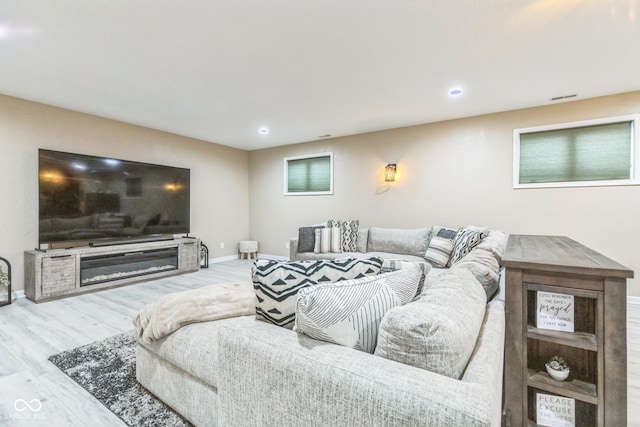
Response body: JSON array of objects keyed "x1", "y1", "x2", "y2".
[
  {"x1": 518, "y1": 121, "x2": 632, "y2": 184},
  {"x1": 286, "y1": 155, "x2": 331, "y2": 193}
]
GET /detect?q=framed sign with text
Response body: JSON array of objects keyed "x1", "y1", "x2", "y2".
[{"x1": 537, "y1": 291, "x2": 574, "y2": 332}]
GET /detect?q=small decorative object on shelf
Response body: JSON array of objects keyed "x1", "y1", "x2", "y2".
[
  {"x1": 0, "y1": 256, "x2": 11, "y2": 307},
  {"x1": 546, "y1": 356, "x2": 570, "y2": 381},
  {"x1": 200, "y1": 243, "x2": 209, "y2": 269}
]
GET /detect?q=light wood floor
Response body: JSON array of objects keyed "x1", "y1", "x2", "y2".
[{"x1": 0, "y1": 259, "x2": 639, "y2": 426}]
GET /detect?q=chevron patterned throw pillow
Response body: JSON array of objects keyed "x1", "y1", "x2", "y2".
[{"x1": 252, "y1": 257, "x2": 383, "y2": 329}]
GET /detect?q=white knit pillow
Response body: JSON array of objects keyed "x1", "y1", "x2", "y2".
[{"x1": 294, "y1": 267, "x2": 422, "y2": 353}]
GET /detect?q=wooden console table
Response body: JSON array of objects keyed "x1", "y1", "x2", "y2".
[{"x1": 502, "y1": 235, "x2": 633, "y2": 426}]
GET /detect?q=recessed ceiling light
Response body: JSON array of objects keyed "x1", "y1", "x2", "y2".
[
  {"x1": 258, "y1": 128, "x2": 269, "y2": 134},
  {"x1": 449, "y1": 88, "x2": 463, "y2": 96}
]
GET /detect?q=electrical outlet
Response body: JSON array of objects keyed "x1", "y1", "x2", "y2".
[
  {"x1": 220, "y1": 242, "x2": 224, "y2": 249},
  {"x1": 285, "y1": 242, "x2": 290, "y2": 249}
]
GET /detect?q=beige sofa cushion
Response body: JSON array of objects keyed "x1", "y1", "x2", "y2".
[
  {"x1": 137, "y1": 316, "x2": 252, "y2": 388},
  {"x1": 450, "y1": 230, "x2": 507, "y2": 299},
  {"x1": 374, "y1": 270, "x2": 486, "y2": 379},
  {"x1": 367, "y1": 227, "x2": 431, "y2": 257}
]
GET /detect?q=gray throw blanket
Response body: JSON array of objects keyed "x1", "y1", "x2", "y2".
[{"x1": 133, "y1": 281, "x2": 256, "y2": 344}]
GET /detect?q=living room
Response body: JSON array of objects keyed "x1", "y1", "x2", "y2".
[{"x1": 1, "y1": 1, "x2": 639, "y2": 426}]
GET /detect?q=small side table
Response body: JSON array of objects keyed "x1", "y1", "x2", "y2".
[{"x1": 239, "y1": 241, "x2": 258, "y2": 260}]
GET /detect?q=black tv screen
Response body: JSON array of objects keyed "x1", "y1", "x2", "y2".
[{"x1": 38, "y1": 149, "x2": 190, "y2": 245}]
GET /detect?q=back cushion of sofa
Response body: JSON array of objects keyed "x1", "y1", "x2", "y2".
[
  {"x1": 374, "y1": 269, "x2": 486, "y2": 379},
  {"x1": 450, "y1": 247, "x2": 501, "y2": 299},
  {"x1": 367, "y1": 227, "x2": 431, "y2": 258},
  {"x1": 356, "y1": 228, "x2": 369, "y2": 253},
  {"x1": 449, "y1": 229, "x2": 507, "y2": 299},
  {"x1": 252, "y1": 257, "x2": 383, "y2": 329}
]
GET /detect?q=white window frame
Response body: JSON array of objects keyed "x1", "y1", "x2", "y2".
[
  {"x1": 283, "y1": 152, "x2": 334, "y2": 196},
  {"x1": 513, "y1": 115, "x2": 639, "y2": 189}
]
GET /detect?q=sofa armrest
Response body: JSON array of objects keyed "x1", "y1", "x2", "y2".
[
  {"x1": 289, "y1": 237, "x2": 299, "y2": 261},
  {"x1": 217, "y1": 318, "x2": 497, "y2": 427}
]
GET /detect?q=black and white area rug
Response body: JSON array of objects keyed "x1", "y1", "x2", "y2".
[{"x1": 48, "y1": 331, "x2": 192, "y2": 427}]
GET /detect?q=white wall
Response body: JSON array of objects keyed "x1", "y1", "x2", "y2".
[
  {"x1": 0, "y1": 94, "x2": 250, "y2": 293},
  {"x1": 249, "y1": 91, "x2": 640, "y2": 295}
]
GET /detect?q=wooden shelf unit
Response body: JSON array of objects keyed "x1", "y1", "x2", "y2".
[
  {"x1": 25, "y1": 237, "x2": 200, "y2": 303},
  {"x1": 503, "y1": 235, "x2": 632, "y2": 427}
]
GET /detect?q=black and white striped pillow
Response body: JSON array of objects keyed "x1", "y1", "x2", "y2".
[
  {"x1": 424, "y1": 226, "x2": 458, "y2": 268},
  {"x1": 293, "y1": 266, "x2": 422, "y2": 353}
]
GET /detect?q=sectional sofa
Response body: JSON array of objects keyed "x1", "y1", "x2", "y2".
[{"x1": 135, "y1": 225, "x2": 507, "y2": 426}]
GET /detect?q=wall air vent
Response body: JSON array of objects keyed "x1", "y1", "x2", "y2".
[{"x1": 551, "y1": 94, "x2": 577, "y2": 101}]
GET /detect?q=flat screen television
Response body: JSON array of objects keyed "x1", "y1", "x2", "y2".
[{"x1": 38, "y1": 149, "x2": 190, "y2": 246}]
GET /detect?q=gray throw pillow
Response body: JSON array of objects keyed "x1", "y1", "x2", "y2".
[{"x1": 298, "y1": 226, "x2": 324, "y2": 253}]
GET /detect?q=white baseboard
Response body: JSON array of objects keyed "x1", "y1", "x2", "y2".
[
  {"x1": 257, "y1": 253, "x2": 289, "y2": 261},
  {"x1": 209, "y1": 254, "x2": 288, "y2": 264},
  {"x1": 627, "y1": 296, "x2": 640, "y2": 307},
  {"x1": 11, "y1": 290, "x2": 25, "y2": 300},
  {"x1": 209, "y1": 255, "x2": 241, "y2": 263}
]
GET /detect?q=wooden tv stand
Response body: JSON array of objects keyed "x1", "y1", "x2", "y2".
[{"x1": 24, "y1": 237, "x2": 200, "y2": 303}]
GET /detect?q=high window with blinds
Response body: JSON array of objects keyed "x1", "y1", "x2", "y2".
[
  {"x1": 283, "y1": 152, "x2": 333, "y2": 195},
  {"x1": 513, "y1": 115, "x2": 638, "y2": 188}
]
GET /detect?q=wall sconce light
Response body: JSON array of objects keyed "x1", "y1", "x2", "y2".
[{"x1": 384, "y1": 164, "x2": 397, "y2": 182}]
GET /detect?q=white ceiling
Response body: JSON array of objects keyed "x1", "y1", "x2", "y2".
[{"x1": 1, "y1": 1, "x2": 639, "y2": 151}]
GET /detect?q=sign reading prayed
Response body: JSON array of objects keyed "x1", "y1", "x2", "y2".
[
  {"x1": 537, "y1": 291, "x2": 574, "y2": 332},
  {"x1": 536, "y1": 393, "x2": 575, "y2": 427}
]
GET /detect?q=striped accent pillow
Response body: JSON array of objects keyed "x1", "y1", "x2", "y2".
[
  {"x1": 313, "y1": 227, "x2": 342, "y2": 253},
  {"x1": 424, "y1": 227, "x2": 458, "y2": 267},
  {"x1": 380, "y1": 259, "x2": 432, "y2": 297},
  {"x1": 294, "y1": 266, "x2": 422, "y2": 353}
]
